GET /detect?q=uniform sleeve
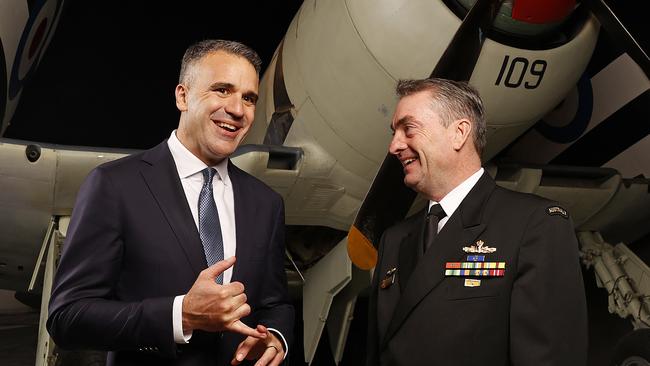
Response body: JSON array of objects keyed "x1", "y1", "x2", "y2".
[
  {"x1": 47, "y1": 167, "x2": 177, "y2": 356},
  {"x1": 510, "y1": 203, "x2": 588, "y2": 366}
]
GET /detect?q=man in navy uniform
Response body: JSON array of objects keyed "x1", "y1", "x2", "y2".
[{"x1": 367, "y1": 78, "x2": 587, "y2": 366}]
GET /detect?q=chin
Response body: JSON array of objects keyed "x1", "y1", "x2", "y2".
[
  {"x1": 210, "y1": 142, "x2": 235, "y2": 155},
  {"x1": 403, "y1": 177, "x2": 419, "y2": 191}
]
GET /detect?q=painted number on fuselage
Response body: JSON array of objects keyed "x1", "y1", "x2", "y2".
[{"x1": 495, "y1": 55, "x2": 547, "y2": 89}]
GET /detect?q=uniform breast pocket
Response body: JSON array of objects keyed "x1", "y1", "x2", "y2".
[{"x1": 444, "y1": 277, "x2": 501, "y2": 300}]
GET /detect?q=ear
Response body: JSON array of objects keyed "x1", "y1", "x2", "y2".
[
  {"x1": 175, "y1": 84, "x2": 188, "y2": 112},
  {"x1": 451, "y1": 119, "x2": 472, "y2": 151}
]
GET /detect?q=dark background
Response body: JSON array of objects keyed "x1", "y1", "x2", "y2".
[{"x1": 6, "y1": 0, "x2": 303, "y2": 149}]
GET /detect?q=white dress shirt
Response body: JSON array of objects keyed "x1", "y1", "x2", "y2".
[
  {"x1": 167, "y1": 130, "x2": 235, "y2": 343},
  {"x1": 167, "y1": 131, "x2": 237, "y2": 283},
  {"x1": 428, "y1": 168, "x2": 484, "y2": 233},
  {"x1": 166, "y1": 131, "x2": 288, "y2": 358}
]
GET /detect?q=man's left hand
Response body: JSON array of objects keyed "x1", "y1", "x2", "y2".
[{"x1": 231, "y1": 325, "x2": 284, "y2": 366}]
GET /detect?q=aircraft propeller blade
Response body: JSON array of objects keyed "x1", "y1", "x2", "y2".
[
  {"x1": 430, "y1": 0, "x2": 504, "y2": 79},
  {"x1": 347, "y1": 0, "x2": 503, "y2": 269},
  {"x1": 581, "y1": 0, "x2": 650, "y2": 77},
  {"x1": 264, "y1": 41, "x2": 296, "y2": 145}
]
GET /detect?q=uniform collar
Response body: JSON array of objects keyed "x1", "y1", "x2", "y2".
[{"x1": 429, "y1": 167, "x2": 484, "y2": 218}]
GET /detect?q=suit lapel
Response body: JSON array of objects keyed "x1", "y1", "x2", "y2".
[
  {"x1": 381, "y1": 173, "x2": 495, "y2": 347},
  {"x1": 139, "y1": 142, "x2": 206, "y2": 276},
  {"x1": 228, "y1": 162, "x2": 254, "y2": 282},
  {"x1": 376, "y1": 217, "x2": 418, "y2": 342},
  {"x1": 398, "y1": 210, "x2": 426, "y2": 293}
]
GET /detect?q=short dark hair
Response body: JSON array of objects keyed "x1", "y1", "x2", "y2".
[
  {"x1": 178, "y1": 39, "x2": 262, "y2": 84},
  {"x1": 396, "y1": 78, "x2": 487, "y2": 157}
]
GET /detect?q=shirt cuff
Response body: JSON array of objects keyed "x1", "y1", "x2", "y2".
[
  {"x1": 267, "y1": 328, "x2": 288, "y2": 360},
  {"x1": 173, "y1": 295, "x2": 193, "y2": 344}
]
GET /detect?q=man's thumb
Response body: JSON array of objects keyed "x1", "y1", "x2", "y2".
[{"x1": 203, "y1": 256, "x2": 236, "y2": 279}]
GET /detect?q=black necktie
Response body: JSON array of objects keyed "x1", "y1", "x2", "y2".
[{"x1": 423, "y1": 204, "x2": 446, "y2": 253}]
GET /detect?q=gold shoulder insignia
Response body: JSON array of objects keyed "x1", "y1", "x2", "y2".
[{"x1": 547, "y1": 206, "x2": 568, "y2": 219}]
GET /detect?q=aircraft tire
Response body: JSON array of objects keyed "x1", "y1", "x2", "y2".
[{"x1": 610, "y1": 328, "x2": 650, "y2": 366}]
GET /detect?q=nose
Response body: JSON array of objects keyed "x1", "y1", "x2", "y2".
[
  {"x1": 389, "y1": 132, "x2": 405, "y2": 156},
  {"x1": 224, "y1": 95, "x2": 244, "y2": 119}
]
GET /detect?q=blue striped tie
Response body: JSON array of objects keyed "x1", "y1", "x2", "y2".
[{"x1": 199, "y1": 168, "x2": 224, "y2": 284}]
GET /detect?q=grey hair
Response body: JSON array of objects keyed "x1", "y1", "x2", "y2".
[
  {"x1": 396, "y1": 78, "x2": 487, "y2": 157},
  {"x1": 178, "y1": 39, "x2": 262, "y2": 84}
]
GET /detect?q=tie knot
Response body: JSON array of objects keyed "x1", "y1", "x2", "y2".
[
  {"x1": 428, "y1": 203, "x2": 446, "y2": 220},
  {"x1": 201, "y1": 168, "x2": 217, "y2": 186}
]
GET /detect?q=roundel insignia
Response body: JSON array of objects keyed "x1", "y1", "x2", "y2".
[
  {"x1": 535, "y1": 73, "x2": 593, "y2": 144},
  {"x1": 8, "y1": 0, "x2": 64, "y2": 100}
]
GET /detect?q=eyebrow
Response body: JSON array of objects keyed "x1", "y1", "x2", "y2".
[
  {"x1": 209, "y1": 82, "x2": 259, "y2": 103},
  {"x1": 391, "y1": 115, "x2": 415, "y2": 131},
  {"x1": 209, "y1": 82, "x2": 235, "y2": 90}
]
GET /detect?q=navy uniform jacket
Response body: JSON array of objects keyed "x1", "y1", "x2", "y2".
[
  {"x1": 367, "y1": 172, "x2": 587, "y2": 366},
  {"x1": 47, "y1": 141, "x2": 294, "y2": 365}
]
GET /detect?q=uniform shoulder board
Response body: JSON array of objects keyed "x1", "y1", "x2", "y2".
[{"x1": 547, "y1": 206, "x2": 568, "y2": 219}]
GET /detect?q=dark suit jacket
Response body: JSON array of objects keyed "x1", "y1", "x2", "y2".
[
  {"x1": 367, "y1": 172, "x2": 587, "y2": 366},
  {"x1": 47, "y1": 141, "x2": 294, "y2": 365}
]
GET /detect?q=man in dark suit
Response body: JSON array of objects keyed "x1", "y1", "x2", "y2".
[
  {"x1": 366, "y1": 78, "x2": 587, "y2": 365},
  {"x1": 47, "y1": 40, "x2": 293, "y2": 366}
]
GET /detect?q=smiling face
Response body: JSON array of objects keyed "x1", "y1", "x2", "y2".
[
  {"x1": 175, "y1": 50, "x2": 259, "y2": 166},
  {"x1": 389, "y1": 90, "x2": 461, "y2": 200}
]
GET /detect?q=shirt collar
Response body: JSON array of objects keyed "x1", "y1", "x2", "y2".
[
  {"x1": 429, "y1": 167, "x2": 484, "y2": 218},
  {"x1": 167, "y1": 130, "x2": 230, "y2": 186}
]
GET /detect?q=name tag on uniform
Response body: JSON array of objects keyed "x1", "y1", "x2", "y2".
[
  {"x1": 464, "y1": 279, "x2": 481, "y2": 287},
  {"x1": 380, "y1": 267, "x2": 397, "y2": 289}
]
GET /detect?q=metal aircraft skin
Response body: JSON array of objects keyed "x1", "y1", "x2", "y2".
[{"x1": 1, "y1": 0, "x2": 649, "y2": 364}]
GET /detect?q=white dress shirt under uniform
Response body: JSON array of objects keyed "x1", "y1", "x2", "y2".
[
  {"x1": 166, "y1": 131, "x2": 288, "y2": 357},
  {"x1": 428, "y1": 168, "x2": 484, "y2": 233}
]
